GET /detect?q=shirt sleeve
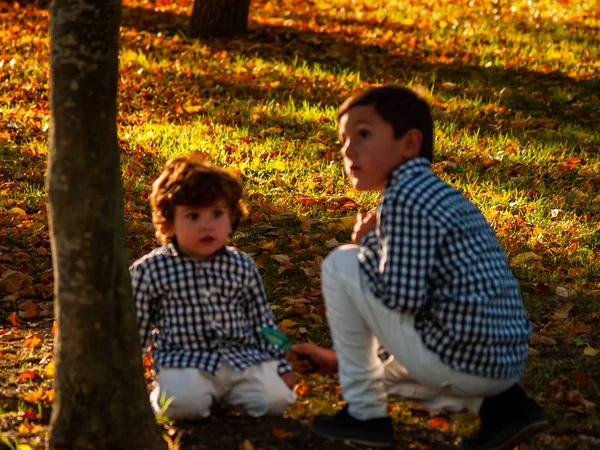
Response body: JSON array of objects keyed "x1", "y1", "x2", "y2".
[
  {"x1": 365, "y1": 195, "x2": 443, "y2": 313},
  {"x1": 130, "y1": 261, "x2": 161, "y2": 353},
  {"x1": 244, "y1": 263, "x2": 292, "y2": 375}
]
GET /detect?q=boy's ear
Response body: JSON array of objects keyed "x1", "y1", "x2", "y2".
[
  {"x1": 160, "y1": 222, "x2": 175, "y2": 238},
  {"x1": 401, "y1": 129, "x2": 423, "y2": 159}
]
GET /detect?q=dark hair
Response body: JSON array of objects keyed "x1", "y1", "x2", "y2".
[
  {"x1": 338, "y1": 86, "x2": 434, "y2": 161},
  {"x1": 150, "y1": 155, "x2": 247, "y2": 244}
]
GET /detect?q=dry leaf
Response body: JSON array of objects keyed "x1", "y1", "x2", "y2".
[
  {"x1": 24, "y1": 332, "x2": 43, "y2": 349},
  {"x1": 293, "y1": 379, "x2": 311, "y2": 395},
  {"x1": 272, "y1": 254, "x2": 291, "y2": 265},
  {"x1": 16, "y1": 370, "x2": 38, "y2": 382},
  {"x1": 239, "y1": 439, "x2": 255, "y2": 450},
  {"x1": 583, "y1": 347, "x2": 599, "y2": 357},
  {"x1": 8, "y1": 311, "x2": 23, "y2": 328},
  {"x1": 530, "y1": 333, "x2": 557, "y2": 346},
  {"x1": 45, "y1": 361, "x2": 55, "y2": 378},
  {"x1": 271, "y1": 425, "x2": 294, "y2": 439}
]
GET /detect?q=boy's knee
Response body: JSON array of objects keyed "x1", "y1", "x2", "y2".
[
  {"x1": 322, "y1": 244, "x2": 360, "y2": 274},
  {"x1": 244, "y1": 388, "x2": 295, "y2": 417}
]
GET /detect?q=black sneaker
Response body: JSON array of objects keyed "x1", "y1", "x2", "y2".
[
  {"x1": 312, "y1": 405, "x2": 395, "y2": 447},
  {"x1": 462, "y1": 385, "x2": 549, "y2": 450}
]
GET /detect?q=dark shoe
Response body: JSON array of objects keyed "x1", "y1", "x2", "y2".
[
  {"x1": 462, "y1": 385, "x2": 549, "y2": 450},
  {"x1": 312, "y1": 405, "x2": 394, "y2": 447}
]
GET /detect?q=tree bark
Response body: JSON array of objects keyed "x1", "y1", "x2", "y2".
[
  {"x1": 188, "y1": 0, "x2": 250, "y2": 38},
  {"x1": 47, "y1": 1, "x2": 166, "y2": 449}
]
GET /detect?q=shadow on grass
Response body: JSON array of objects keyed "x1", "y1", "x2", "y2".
[{"x1": 117, "y1": 5, "x2": 599, "y2": 146}]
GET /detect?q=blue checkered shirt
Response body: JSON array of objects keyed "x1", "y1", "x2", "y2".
[
  {"x1": 130, "y1": 243, "x2": 291, "y2": 375},
  {"x1": 359, "y1": 158, "x2": 531, "y2": 379}
]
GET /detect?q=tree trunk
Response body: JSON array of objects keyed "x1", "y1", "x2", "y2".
[
  {"x1": 188, "y1": 0, "x2": 250, "y2": 38},
  {"x1": 47, "y1": 1, "x2": 166, "y2": 449}
]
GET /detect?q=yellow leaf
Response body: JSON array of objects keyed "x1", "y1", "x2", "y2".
[
  {"x1": 510, "y1": 252, "x2": 542, "y2": 265},
  {"x1": 278, "y1": 319, "x2": 298, "y2": 329},
  {"x1": 45, "y1": 361, "x2": 55, "y2": 378},
  {"x1": 583, "y1": 347, "x2": 599, "y2": 357},
  {"x1": 260, "y1": 241, "x2": 276, "y2": 250},
  {"x1": 339, "y1": 214, "x2": 358, "y2": 230},
  {"x1": 8, "y1": 207, "x2": 26, "y2": 215}
]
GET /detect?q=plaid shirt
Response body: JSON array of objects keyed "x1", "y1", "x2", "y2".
[
  {"x1": 359, "y1": 158, "x2": 531, "y2": 379},
  {"x1": 130, "y1": 243, "x2": 291, "y2": 376}
]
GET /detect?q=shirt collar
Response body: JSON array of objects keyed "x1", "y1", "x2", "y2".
[
  {"x1": 385, "y1": 157, "x2": 431, "y2": 189},
  {"x1": 165, "y1": 240, "x2": 227, "y2": 261}
]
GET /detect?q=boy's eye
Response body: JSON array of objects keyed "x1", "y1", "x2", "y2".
[
  {"x1": 358, "y1": 129, "x2": 370, "y2": 138},
  {"x1": 186, "y1": 212, "x2": 199, "y2": 220},
  {"x1": 213, "y1": 209, "x2": 225, "y2": 218}
]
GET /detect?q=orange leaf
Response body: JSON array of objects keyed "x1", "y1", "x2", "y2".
[
  {"x1": 24, "y1": 332, "x2": 43, "y2": 349},
  {"x1": 271, "y1": 424, "x2": 294, "y2": 439},
  {"x1": 16, "y1": 370, "x2": 38, "y2": 382},
  {"x1": 428, "y1": 417, "x2": 450, "y2": 430},
  {"x1": 44, "y1": 388, "x2": 55, "y2": 402},
  {"x1": 293, "y1": 379, "x2": 311, "y2": 395},
  {"x1": 8, "y1": 311, "x2": 23, "y2": 328},
  {"x1": 51, "y1": 321, "x2": 58, "y2": 335}
]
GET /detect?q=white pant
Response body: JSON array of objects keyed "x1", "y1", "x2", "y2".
[
  {"x1": 151, "y1": 361, "x2": 297, "y2": 419},
  {"x1": 322, "y1": 245, "x2": 519, "y2": 420}
]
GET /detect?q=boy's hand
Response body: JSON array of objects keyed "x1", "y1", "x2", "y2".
[
  {"x1": 280, "y1": 371, "x2": 295, "y2": 390},
  {"x1": 352, "y1": 210, "x2": 377, "y2": 244},
  {"x1": 287, "y1": 343, "x2": 338, "y2": 375}
]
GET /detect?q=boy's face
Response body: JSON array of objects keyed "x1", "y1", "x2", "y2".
[
  {"x1": 339, "y1": 104, "x2": 421, "y2": 191},
  {"x1": 162, "y1": 199, "x2": 233, "y2": 260}
]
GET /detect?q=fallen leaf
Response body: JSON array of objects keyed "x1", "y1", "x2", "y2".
[
  {"x1": 293, "y1": 379, "x2": 311, "y2": 395},
  {"x1": 23, "y1": 332, "x2": 43, "y2": 349},
  {"x1": 45, "y1": 361, "x2": 55, "y2": 378},
  {"x1": 16, "y1": 370, "x2": 38, "y2": 382},
  {"x1": 272, "y1": 254, "x2": 291, "y2": 265},
  {"x1": 239, "y1": 439, "x2": 255, "y2": 450},
  {"x1": 569, "y1": 322, "x2": 592, "y2": 334},
  {"x1": 530, "y1": 333, "x2": 557, "y2": 346},
  {"x1": 52, "y1": 321, "x2": 58, "y2": 335},
  {"x1": 428, "y1": 417, "x2": 450, "y2": 430},
  {"x1": 8, "y1": 311, "x2": 23, "y2": 328},
  {"x1": 278, "y1": 319, "x2": 298, "y2": 331},
  {"x1": 271, "y1": 424, "x2": 294, "y2": 439},
  {"x1": 583, "y1": 347, "x2": 599, "y2": 357}
]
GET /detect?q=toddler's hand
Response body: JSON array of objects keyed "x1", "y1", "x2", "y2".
[
  {"x1": 352, "y1": 210, "x2": 377, "y2": 244},
  {"x1": 280, "y1": 371, "x2": 295, "y2": 390}
]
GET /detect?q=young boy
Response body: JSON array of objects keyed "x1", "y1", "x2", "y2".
[
  {"x1": 130, "y1": 155, "x2": 296, "y2": 420},
  {"x1": 287, "y1": 86, "x2": 548, "y2": 449}
]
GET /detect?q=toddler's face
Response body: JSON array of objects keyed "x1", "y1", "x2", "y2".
[
  {"x1": 338, "y1": 104, "x2": 417, "y2": 191},
  {"x1": 163, "y1": 199, "x2": 233, "y2": 260}
]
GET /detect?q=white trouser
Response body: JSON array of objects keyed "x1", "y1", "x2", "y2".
[
  {"x1": 322, "y1": 245, "x2": 519, "y2": 421},
  {"x1": 150, "y1": 360, "x2": 297, "y2": 420}
]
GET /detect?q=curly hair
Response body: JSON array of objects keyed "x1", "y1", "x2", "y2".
[{"x1": 150, "y1": 155, "x2": 247, "y2": 244}]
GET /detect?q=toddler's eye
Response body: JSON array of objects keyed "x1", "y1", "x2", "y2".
[
  {"x1": 213, "y1": 209, "x2": 225, "y2": 219},
  {"x1": 187, "y1": 212, "x2": 199, "y2": 220},
  {"x1": 359, "y1": 129, "x2": 370, "y2": 138}
]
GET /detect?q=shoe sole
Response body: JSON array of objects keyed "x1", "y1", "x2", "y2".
[
  {"x1": 472, "y1": 420, "x2": 550, "y2": 450},
  {"x1": 312, "y1": 427, "x2": 394, "y2": 448}
]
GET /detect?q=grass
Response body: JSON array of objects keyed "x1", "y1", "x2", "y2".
[{"x1": 0, "y1": 0, "x2": 599, "y2": 448}]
